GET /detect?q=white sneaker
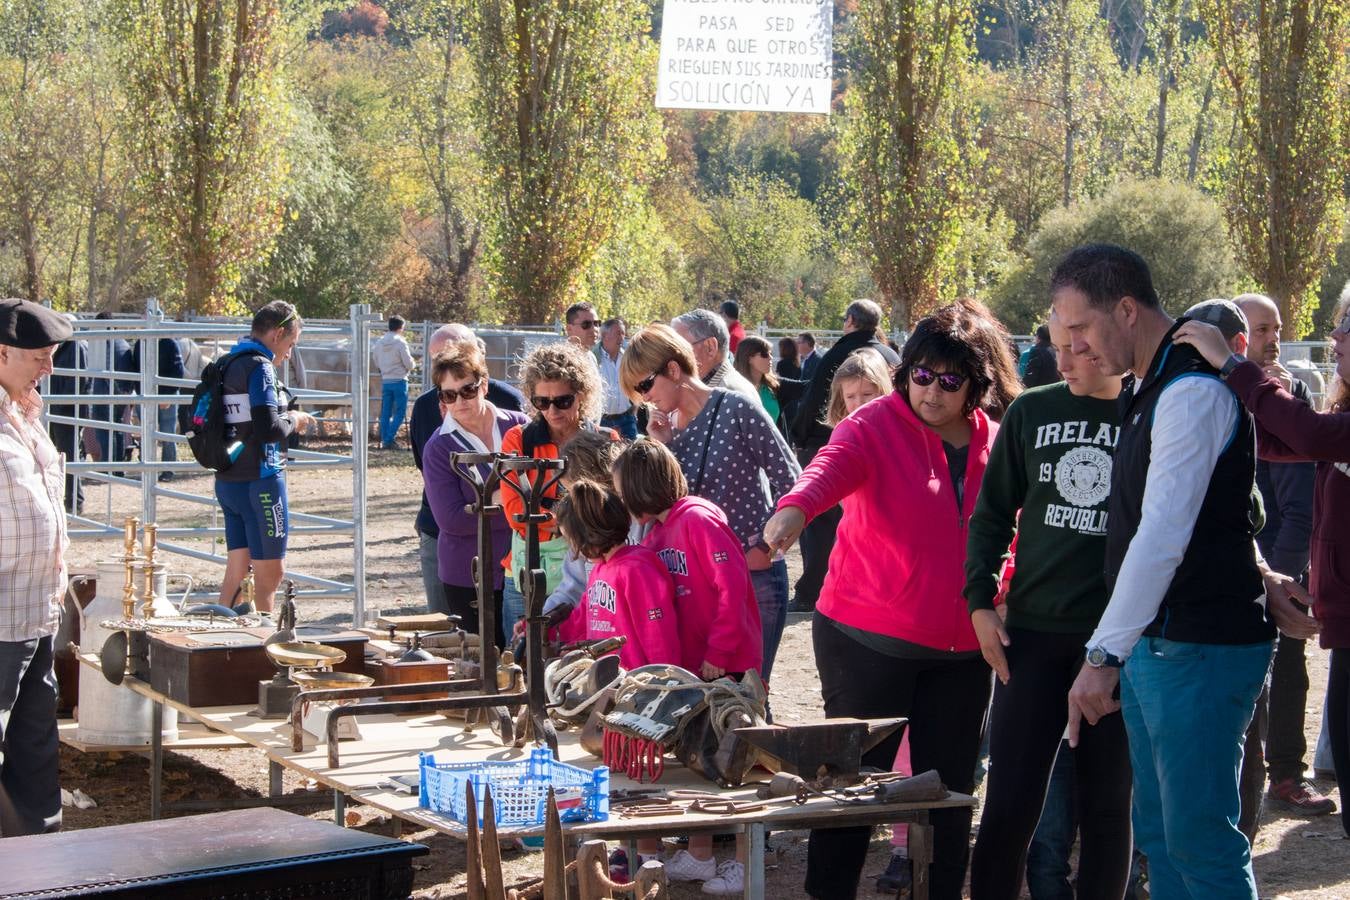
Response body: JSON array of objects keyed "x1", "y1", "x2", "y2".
[
  {"x1": 701, "y1": 859, "x2": 745, "y2": 895},
  {"x1": 664, "y1": 849, "x2": 717, "y2": 882}
]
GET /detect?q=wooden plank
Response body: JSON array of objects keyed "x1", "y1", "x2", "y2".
[
  {"x1": 58, "y1": 718, "x2": 247, "y2": 753},
  {"x1": 77, "y1": 655, "x2": 975, "y2": 847}
]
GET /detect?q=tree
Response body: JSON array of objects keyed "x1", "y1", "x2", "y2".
[
  {"x1": 990, "y1": 178, "x2": 1245, "y2": 332},
  {"x1": 699, "y1": 173, "x2": 824, "y2": 322},
  {"x1": 0, "y1": 0, "x2": 84, "y2": 302},
  {"x1": 1199, "y1": 0, "x2": 1349, "y2": 334},
  {"x1": 390, "y1": 0, "x2": 484, "y2": 321},
  {"x1": 839, "y1": 0, "x2": 983, "y2": 327},
  {"x1": 112, "y1": 0, "x2": 294, "y2": 313},
  {"x1": 467, "y1": 0, "x2": 664, "y2": 323}
]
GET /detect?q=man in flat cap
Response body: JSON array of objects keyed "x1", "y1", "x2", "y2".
[{"x1": 0, "y1": 297, "x2": 72, "y2": 836}]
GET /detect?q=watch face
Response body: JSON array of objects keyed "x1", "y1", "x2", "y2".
[{"x1": 1086, "y1": 647, "x2": 1106, "y2": 667}]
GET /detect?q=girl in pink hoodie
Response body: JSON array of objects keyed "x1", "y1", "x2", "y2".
[
  {"x1": 613, "y1": 440, "x2": 763, "y2": 680},
  {"x1": 763, "y1": 299, "x2": 1022, "y2": 900},
  {"x1": 552, "y1": 480, "x2": 678, "y2": 670},
  {"x1": 611, "y1": 439, "x2": 760, "y2": 893}
]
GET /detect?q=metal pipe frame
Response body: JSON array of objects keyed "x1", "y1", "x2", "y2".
[{"x1": 43, "y1": 300, "x2": 371, "y2": 618}]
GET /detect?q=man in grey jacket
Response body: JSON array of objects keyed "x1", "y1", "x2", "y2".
[
  {"x1": 671, "y1": 309, "x2": 758, "y2": 402},
  {"x1": 373, "y1": 316, "x2": 415, "y2": 450}
]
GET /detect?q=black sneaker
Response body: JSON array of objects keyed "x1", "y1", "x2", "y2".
[{"x1": 876, "y1": 853, "x2": 911, "y2": 895}]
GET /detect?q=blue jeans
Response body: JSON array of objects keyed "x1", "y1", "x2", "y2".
[
  {"x1": 600, "y1": 411, "x2": 638, "y2": 440},
  {"x1": 419, "y1": 530, "x2": 446, "y2": 615},
  {"x1": 1026, "y1": 741, "x2": 1077, "y2": 900},
  {"x1": 750, "y1": 559, "x2": 789, "y2": 683},
  {"x1": 157, "y1": 404, "x2": 178, "y2": 463},
  {"x1": 502, "y1": 577, "x2": 526, "y2": 649},
  {"x1": 1121, "y1": 636, "x2": 1273, "y2": 899},
  {"x1": 379, "y1": 380, "x2": 409, "y2": 446}
]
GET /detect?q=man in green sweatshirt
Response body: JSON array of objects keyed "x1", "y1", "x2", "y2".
[{"x1": 964, "y1": 312, "x2": 1133, "y2": 899}]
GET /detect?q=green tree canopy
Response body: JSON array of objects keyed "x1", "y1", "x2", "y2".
[{"x1": 991, "y1": 177, "x2": 1245, "y2": 332}]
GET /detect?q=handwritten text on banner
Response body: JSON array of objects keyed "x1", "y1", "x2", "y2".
[{"x1": 656, "y1": 0, "x2": 834, "y2": 114}]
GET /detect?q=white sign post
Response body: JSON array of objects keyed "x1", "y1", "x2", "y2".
[{"x1": 656, "y1": 0, "x2": 833, "y2": 115}]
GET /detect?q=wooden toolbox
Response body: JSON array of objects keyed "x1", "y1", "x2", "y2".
[
  {"x1": 378, "y1": 657, "x2": 452, "y2": 702},
  {"x1": 148, "y1": 627, "x2": 368, "y2": 707},
  {"x1": 0, "y1": 807, "x2": 426, "y2": 899}
]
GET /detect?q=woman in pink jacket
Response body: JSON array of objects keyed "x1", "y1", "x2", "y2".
[
  {"x1": 764, "y1": 299, "x2": 1022, "y2": 900},
  {"x1": 553, "y1": 479, "x2": 679, "y2": 670}
]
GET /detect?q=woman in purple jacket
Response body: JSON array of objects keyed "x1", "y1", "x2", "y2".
[
  {"x1": 421, "y1": 343, "x2": 528, "y2": 641},
  {"x1": 1175, "y1": 294, "x2": 1350, "y2": 835}
]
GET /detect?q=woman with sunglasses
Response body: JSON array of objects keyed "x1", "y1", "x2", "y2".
[
  {"x1": 1173, "y1": 292, "x2": 1350, "y2": 839},
  {"x1": 499, "y1": 341, "x2": 615, "y2": 645},
  {"x1": 764, "y1": 299, "x2": 1021, "y2": 900},
  {"x1": 733, "y1": 335, "x2": 805, "y2": 443},
  {"x1": 421, "y1": 343, "x2": 528, "y2": 636},
  {"x1": 620, "y1": 324, "x2": 800, "y2": 690}
]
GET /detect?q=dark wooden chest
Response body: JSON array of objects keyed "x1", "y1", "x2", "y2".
[
  {"x1": 149, "y1": 627, "x2": 368, "y2": 707},
  {"x1": 0, "y1": 807, "x2": 426, "y2": 899}
]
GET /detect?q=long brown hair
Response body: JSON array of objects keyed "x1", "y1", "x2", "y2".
[
  {"x1": 553, "y1": 480, "x2": 630, "y2": 560},
  {"x1": 733, "y1": 335, "x2": 778, "y2": 392}
]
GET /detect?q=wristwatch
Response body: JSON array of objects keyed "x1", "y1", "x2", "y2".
[
  {"x1": 1085, "y1": 646, "x2": 1125, "y2": 668},
  {"x1": 1219, "y1": 353, "x2": 1245, "y2": 381}
]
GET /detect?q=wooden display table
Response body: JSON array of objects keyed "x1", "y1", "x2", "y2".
[{"x1": 76, "y1": 655, "x2": 973, "y2": 899}]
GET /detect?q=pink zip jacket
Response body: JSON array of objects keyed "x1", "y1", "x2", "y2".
[
  {"x1": 644, "y1": 496, "x2": 763, "y2": 675},
  {"x1": 778, "y1": 392, "x2": 998, "y2": 652},
  {"x1": 583, "y1": 544, "x2": 681, "y2": 669}
]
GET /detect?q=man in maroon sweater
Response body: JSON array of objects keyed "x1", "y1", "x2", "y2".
[{"x1": 1174, "y1": 301, "x2": 1349, "y2": 838}]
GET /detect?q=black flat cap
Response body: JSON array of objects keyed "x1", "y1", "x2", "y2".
[{"x1": 0, "y1": 298, "x2": 74, "y2": 349}]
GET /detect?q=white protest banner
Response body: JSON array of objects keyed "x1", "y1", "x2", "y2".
[{"x1": 656, "y1": 0, "x2": 833, "y2": 115}]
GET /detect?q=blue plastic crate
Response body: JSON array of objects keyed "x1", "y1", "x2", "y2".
[{"x1": 418, "y1": 746, "x2": 610, "y2": 826}]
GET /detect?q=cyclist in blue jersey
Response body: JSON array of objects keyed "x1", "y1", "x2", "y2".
[{"x1": 215, "y1": 301, "x2": 314, "y2": 612}]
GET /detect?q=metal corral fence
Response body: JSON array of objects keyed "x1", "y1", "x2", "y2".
[
  {"x1": 43, "y1": 301, "x2": 1343, "y2": 627},
  {"x1": 44, "y1": 302, "x2": 373, "y2": 622}
]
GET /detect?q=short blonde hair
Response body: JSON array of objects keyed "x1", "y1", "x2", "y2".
[
  {"x1": 827, "y1": 348, "x2": 894, "y2": 426},
  {"x1": 518, "y1": 341, "x2": 603, "y2": 423},
  {"x1": 618, "y1": 323, "x2": 698, "y2": 400}
]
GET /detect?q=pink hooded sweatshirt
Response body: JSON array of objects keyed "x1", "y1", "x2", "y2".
[
  {"x1": 582, "y1": 544, "x2": 681, "y2": 670},
  {"x1": 778, "y1": 392, "x2": 997, "y2": 652},
  {"x1": 643, "y1": 496, "x2": 763, "y2": 675}
]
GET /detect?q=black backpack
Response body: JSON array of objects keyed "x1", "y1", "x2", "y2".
[{"x1": 179, "y1": 351, "x2": 261, "y2": 472}]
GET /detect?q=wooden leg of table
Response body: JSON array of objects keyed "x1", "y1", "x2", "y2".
[
  {"x1": 150, "y1": 701, "x2": 163, "y2": 820},
  {"x1": 908, "y1": 812, "x2": 932, "y2": 900},
  {"x1": 745, "y1": 822, "x2": 766, "y2": 899},
  {"x1": 268, "y1": 760, "x2": 283, "y2": 798},
  {"x1": 334, "y1": 791, "x2": 346, "y2": 826}
]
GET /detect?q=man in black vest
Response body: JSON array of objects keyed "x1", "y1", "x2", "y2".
[{"x1": 1052, "y1": 245, "x2": 1310, "y2": 898}]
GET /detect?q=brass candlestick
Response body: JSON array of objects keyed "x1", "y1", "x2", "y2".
[
  {"x1": 121, "y1": 516, "x2": 140, "y2": 620},
  {"x1": 140, "y1": 522, "x2": 164, "y2": 619}
]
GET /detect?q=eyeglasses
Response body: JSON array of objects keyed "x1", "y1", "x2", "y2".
[
  {"x1": 532, "y1": 393, "x2": 577, "y2": 411},
  {"x1": 1334, "y1": 312, "x2": 1350, "y2": 337},
  {"x1": 573, "y1": 320, "x2": 597, "y2": 330},
  {"x1": 440, "y1": 380, "x2": 482, "y2": 403},
  {"x1": 755, "y1": 349, "x2": 771, "y2": 359},
  {"x1": 910, "y1": 365, "x2": 968, "y2": 393}
]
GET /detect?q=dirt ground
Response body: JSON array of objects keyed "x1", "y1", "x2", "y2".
[{"x1": 59, "y1": 445, "x2": 1350, "y2": 898}]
